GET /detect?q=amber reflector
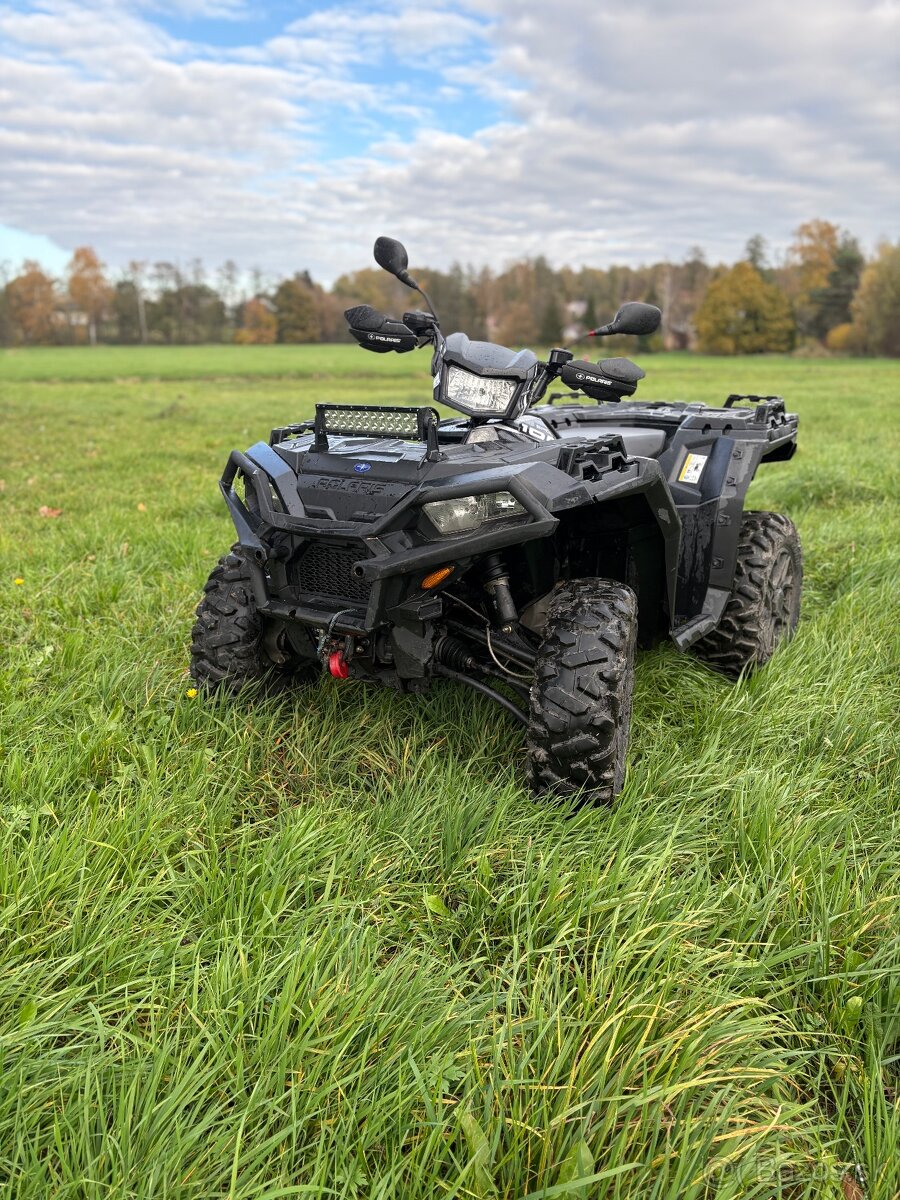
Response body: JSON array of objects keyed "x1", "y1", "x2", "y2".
[{"x1": 422, "y1": 566, "x2": 454, "y2": 590}]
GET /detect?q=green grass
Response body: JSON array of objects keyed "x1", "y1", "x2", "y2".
[
  {"x1": 1, "y1": 346, "x2": 898, "y2": 1199},
  {"x1": 0, "y1": 343, "x2": 425, "y2": 382}
]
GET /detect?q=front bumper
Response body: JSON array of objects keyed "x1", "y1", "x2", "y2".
[{"x1": 221, "y1": 446, "x2": 558, "y2": 635}]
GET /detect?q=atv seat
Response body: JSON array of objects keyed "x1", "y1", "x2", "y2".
[{"x1": 553, "y1": 423, "x2": 667, "y2": 458}]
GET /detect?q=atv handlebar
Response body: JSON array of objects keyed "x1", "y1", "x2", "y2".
[{"x1": 343, "y1": 292, "x2": 650, "y2": 409}]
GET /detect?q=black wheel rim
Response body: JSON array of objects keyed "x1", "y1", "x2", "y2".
[{"x1": 760, "y1": 547, "x2": 797, "y2": 658}]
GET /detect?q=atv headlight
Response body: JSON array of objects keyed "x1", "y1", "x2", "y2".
[
  {"x1": 423, "y1": 491, "x2": 526, "y2": 535},
  {"x1": 445, "y1": 366, "x2": 517, "y2": 415}
]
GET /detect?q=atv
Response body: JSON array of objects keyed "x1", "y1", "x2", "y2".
[{"x1": 190, "y1": 236, "x2": 801, "y2": 803}]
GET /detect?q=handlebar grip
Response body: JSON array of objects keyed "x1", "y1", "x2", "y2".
[
  {"x1": 344, "y1": 304, "x2": 418, "y2": 354},
  {"x1": 559, "y1": 358, "x2": 640, "y2": 401},
  {"x1": 344, "y1": 304, "x2": 389, "y2": 332}
]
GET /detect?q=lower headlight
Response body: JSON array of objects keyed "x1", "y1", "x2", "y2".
[{"x1": 423, "y1": 491, "x2": 526, "y2": 535}]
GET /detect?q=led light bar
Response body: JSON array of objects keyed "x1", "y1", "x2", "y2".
[
  {"x1": 314, "y1": 403, "x2": 435, "y2": 441},
  {"x1": 313, "y1": 404, "x2": 442, "y2": 459}
]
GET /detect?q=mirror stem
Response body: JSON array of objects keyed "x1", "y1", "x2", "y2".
[{"x1": 405, "y1": 277, "x2": 437, "y2": 322}]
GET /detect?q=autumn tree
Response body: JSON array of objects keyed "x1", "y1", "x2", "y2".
[
  {"x1": 848, "y1": 241, "x2": 900, "y2": 357},
  {"x1": 789, "y1": 220, "x2": 839, "y2": 290},
  {"x1": 235, "y1": 297, "x2": 277, "y2": 344},
  {"x1": 785, "y1": 219, "x2": 841, "y2": 339},
  {"x1": 695, "y1": 261, "x2": 795, "y2": 354},
  {"x1": 274, "y1": 273, "x2": 321, "y2": 343},
  {"x1": 5, "y1": 261, "x2": 58, "y2": 345},
  {"x1": 491, "y1": 261, "x2": 545, "y2": 346},
  {"x1": 67, "y1": 246, "x2": 111, "y2": 344},
  {"x1": 315, "y1": 288, "x2": 353, "y2": 343},
  {"x1": 493, "y1": 299, "x2": 540, "y2": 349},
  {"x1": 332, "y1": 267, "x2": 410, "y2": 316}
]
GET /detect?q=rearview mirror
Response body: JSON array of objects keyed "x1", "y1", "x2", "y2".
[
  {"x1": 374, "y1": 236, "x2": 410, "y2": 281},
  {"x1": 608, "y1": 302, "x2": 661, "y2": 336}
]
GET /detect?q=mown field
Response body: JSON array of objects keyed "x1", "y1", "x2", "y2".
[{"x1": 1, "y1": 345, "x2": 898, "y2": 1199}]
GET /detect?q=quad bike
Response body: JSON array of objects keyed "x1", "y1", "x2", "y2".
[{"x1": 191, "y1": 236, "x2": 801, "y2": 802}]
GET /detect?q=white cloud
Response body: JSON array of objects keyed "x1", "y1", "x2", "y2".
[{"x1": 0, "y1": 0, "x2": 897, "y2": 282}]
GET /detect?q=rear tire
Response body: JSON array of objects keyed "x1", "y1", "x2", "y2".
[
  {"x1": 190, "y1": 545, "x2": 319, "y2": 693},
  {"x1": 691, "y1": 511, "x2": 802, "y2": 679},
  {"x1": 527, "y1": 579, "x2": 637, "y2": 805}
]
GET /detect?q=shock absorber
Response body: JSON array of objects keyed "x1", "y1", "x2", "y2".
[{"x1": 481, "y1": 553, "x2": 518, "y2": 633}]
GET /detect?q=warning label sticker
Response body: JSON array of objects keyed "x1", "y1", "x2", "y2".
[{"x1": 678, "y1": 452, "x2": 708, "y2": 484}]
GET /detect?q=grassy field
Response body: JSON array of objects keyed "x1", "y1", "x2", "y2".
[{"x1": 1, "y1": 345, "x2": 898, "y2": 1199}]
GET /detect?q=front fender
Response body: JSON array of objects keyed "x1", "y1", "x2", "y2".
[{"x1": 518, "y1": 455, "x2": 682, "y2": 624}]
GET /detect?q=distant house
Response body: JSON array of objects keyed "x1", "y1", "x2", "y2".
[{"x1": 563, "y1": 299, "x2": 587, "y2": 342}]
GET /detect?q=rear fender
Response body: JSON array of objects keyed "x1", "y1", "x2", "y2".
[{"x1": 659, "y1": 433, "x2": 769, "y2": 646}]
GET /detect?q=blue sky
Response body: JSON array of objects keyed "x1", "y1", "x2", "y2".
[{"x1": 1, "y1": 0, "x2": 897, "y2": 283}]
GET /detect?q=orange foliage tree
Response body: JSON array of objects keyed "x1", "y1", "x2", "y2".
[
  {"x1": 788, "y1": 220, "x2": 840, "y2": 293},
  {"x1": 848, "y1": 241, "x2": 900, "y2": 356},
  {"x1": 6, "y1": 261, "x2": 58, "y2": 345},
  {"x1": 234, "y1": 297, "x2": 277, "y2": 344},
  {"x1": 785, "y1": 220, "x2": 840, "y2": 338},
  {"x1": 67, "y1": 247, "x2": 112, "y2": 344}
]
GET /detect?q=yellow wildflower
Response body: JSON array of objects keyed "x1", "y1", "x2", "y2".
[
  {"x1": 14, "y1": 577, "x2": 24, "y2": 586},
  {"x1": 186, "y1": 687, "x2": 198, "y2": 699}
]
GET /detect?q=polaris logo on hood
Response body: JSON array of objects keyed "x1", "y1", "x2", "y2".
[{"x1": 354, "y1": 462, "x2": 372, "y2": 473}]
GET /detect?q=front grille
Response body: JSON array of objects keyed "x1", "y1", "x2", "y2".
[{"x1": 293, "y1": 542, "x2": 371, "y2": 605}]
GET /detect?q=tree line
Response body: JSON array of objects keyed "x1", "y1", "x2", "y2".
[{"x1": 1, "y1": 220, "x2": 898, "y2": 355}]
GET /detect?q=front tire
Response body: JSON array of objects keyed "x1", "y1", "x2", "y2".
[
  {"x1": 527, "y1": 579, "x2": 637, "y2": 805},
  {"x1": 691, "y1": 511, "x2": 802, "y2": 679},
  {"x1": 190, "y1": 545, "x2": 319, "y2": 693}
]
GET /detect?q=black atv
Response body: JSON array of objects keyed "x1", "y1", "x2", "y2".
[{"x1": 190, "y1": 236, "x2": 801, "y2": 803}]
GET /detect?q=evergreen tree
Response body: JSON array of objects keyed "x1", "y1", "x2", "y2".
[
  {"x1": 810, "y1": 234, "x2": 864, "y2": 337},
  {"x1": 583, "y1": 294, "x2": 597, "y2": 331},
  {"x1": 744, "y1": 235, "x2": 768, "y2": 272},
  {"x1": 111, "y1": 280, "x2": 143, "y2": 343},
  {"x1": 538, "y1": 295, "x2": 564, "y2": 345}
]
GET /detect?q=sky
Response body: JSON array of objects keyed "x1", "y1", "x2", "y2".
[{"x1": 1, "y1": 0, "x2": 898, "y2": 283}]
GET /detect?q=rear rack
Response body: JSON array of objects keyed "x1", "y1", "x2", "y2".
[{"x1": 724, "y1": 393, "x2": 784, "y2": 411}]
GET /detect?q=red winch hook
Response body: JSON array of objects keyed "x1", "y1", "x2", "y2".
[{"x1": 327, "y1": 650, "x2": 350, "y2": 680}]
